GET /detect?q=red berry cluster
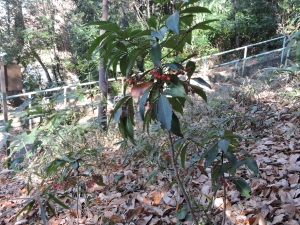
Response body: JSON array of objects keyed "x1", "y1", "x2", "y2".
[
  {"x1": 126, "y1": 75, "x2": 146, "y2": 85},
  {"x1": 149, "y1": 69, "x2": 171, "y2": 81},
  {"x1": 51, "y1": 181, "x2": 76, "y2": 190}
]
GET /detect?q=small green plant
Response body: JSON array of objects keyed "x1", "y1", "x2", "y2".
[{"x1": 88, "y1": 0, "x2": 259, "y2": 223}]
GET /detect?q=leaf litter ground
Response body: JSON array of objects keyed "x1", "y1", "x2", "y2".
[{"x1": 0, "y1": 72, "x2": 300, "y2": 225}]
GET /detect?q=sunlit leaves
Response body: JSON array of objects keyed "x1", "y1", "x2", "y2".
[
  {"x1": 166, "y1": 11, "x2": 180, "y2": 35},
  {"x1": 150, "y1": 42, "x2": 162, "y2": 67},
  {"x1": 232, "y1": 179, "x2": 251, "y2": 198},
  {"x1": 157, "y1": 94, "x2": 172, "y2": 130}
]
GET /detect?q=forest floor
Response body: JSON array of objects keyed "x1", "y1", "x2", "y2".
[{"x1": 0, "y1": 68, "x2": 300, "y2": 225}]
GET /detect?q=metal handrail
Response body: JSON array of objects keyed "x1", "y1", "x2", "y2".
[{"x1": 1, "y1": 35, "x2": 288, "y2": 107}]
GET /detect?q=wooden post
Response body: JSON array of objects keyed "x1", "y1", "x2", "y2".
[{"x1": 0, "y1": 62, "x2": 10, "y2": 165}]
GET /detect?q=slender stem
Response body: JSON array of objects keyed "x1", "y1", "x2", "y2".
[
  {"x1": 222, "y1": 181, "x2": 226, "y2": 225},
  {"x1": 167, "y1": 131, "x2": 198, "y2": 224}
]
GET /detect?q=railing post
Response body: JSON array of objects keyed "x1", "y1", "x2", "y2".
[
  {"x1": 281, "y1": 35, "x2": 287, "y2": 64},
  {"x1": 242, "y1": 46, "x2": 248, "y2": 76},
  {"x1": 64, "y1": 87, "x2": 67, "y2": 108},
  {"x1": 203, "y1": 57, "x2": 208, "y2": 76}
]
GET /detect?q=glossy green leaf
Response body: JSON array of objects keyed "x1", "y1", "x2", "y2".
[
  {"x1": 87, "y1": 32, "x2": 111, "y2": 59},
  {"x1": 218, "y1": 139, "x2": 230, "y2": 152},
  {"x1": 120, "y1": 54, "x2": 129, "y2": 76},
  {"x1": 246, "y1": 158, "x2": 259, "y2": 176},
  {"x1": 228, "y1": 159, "x2": 247, "y2": 175},
  {"x1": 143, "y1": 110, "x2": 152, "y2": 133},
  {"x1": 139, "y1": 86, "x2": 152, "y2": 121},
  {"x1": 166, "y1": 11, "x2": 180, "y2": 35},
  {"x1": 49, "y1": 194, "x2": 69, "y2": 209},
  {"x1": 180, "y1": 143, "x2": 188, "y2": 168},
  {"x1": 15, "y1": 200, "x2": 35, "y2": 219},
  {"x1": 180, "y1": 15, "x2": 194, "y2": 26},
  {"x1": 171, "y1": 112, "x2": 183, "y2": 137},
  {"x1": 168, "y1": 97, "x2": 183, "y2": 115},
  {"x1": 119, "y1": 118, "x2": 127, "y2": 139},
  {"x1": 46, "y1": 201, "x2": 56, "y2": 216},
  {"x1": 108, "y1": 96, "x2": 131, "y2": 124},
  {"x1": 204, "y1": 147, "x2": 218, "y2": 169},
  {"x1": 126, "y1": 116, "x2": 135, "y2": 144},
  {"x1": 181, "y1": 6, "x2": 211, "y2": 14},
  {"x1": 147, "y1": 17, "x2": 157, "y2": 29},
  {"x1": 113, "y1": 108, "x2": 122, "y2": 123},
  {"x1": 165, "y1": 63, "x2": 184, "y2": 71},
  {"x1": 157, "y1": 95, "x2": 172, "y2": 130},
  {"x1": 191, "y1": 77, "x2": 212, "y2": 89},
  {"x1": 186, "y1": 61, "x2": 196, "y2": 78},
  {"x1": 190, "y1": 84, "x2": 207, "y2": 102},
  {"x1": 150, "y1": 42, "x2": 162, "y2": 67},
  {"x1": 232, "y1": 179, "x2": 251, "y2": 198},
  {"x1": 163, "y1": 82, "x2": 186, "y2": 98},
  {"x1": 151, "y1": 26, "x2": 168, "y2": 40},
  {"x1": 225, "y1": 152, "x2": 237, "y2": 165}
]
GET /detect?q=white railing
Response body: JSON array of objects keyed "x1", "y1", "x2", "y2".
[
  {"x1": 191, "y1": 35, "x2": 287, "y2": 77},
  {"x1": 1, "y1": 35, "x2": 288, "y2": 114}
]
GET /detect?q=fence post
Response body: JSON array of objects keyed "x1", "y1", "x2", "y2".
[
  {"x1": 64, "y1": 87, "x2": 67, "y2": 108},
  {"x1": 242, "y1": 46, "x2": 248, "y2": 76},
  {"x1": 0, "y1": 63, "x2": 10, "y2": 166},
  {"x1": 281, "y1": 35, "x2": 287, "y2": 64}
]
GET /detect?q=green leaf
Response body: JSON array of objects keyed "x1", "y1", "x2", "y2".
[
  {"x1": 168, "y1": 97, "x2": 183, "y2": 115},
  {"x1": 147, "y1": 17, "x2": 157, "y2": 29},
  {"x1": 108, "y1": 96, "x2": 131, "y2": 124},
  {"x1": 191, "y1": 77, "x2": 212, "y2": 89},
  {"x1": 87, "y1": 33, "x2": 110, "y2": 59},
  {"x1": 181, "y1": 6, "x2": 211, "y2": 14},
  {"x1": 150, "y1": 42, "x2": 162, "y2": 67},
  {"x1": 70, "y1": 161, "x2": 79, "y2": 170},
  {"x1": 165, "y1": 63, "x2": 185, "y2": 71},
  {"x1": 232, "y1": 179, "x2": 251, "y2": 198},
  {"x1": 180, "y1": 15, "x2": 194, "y2": 26},
  {"x1": 190, "y1": 84, "x2": 207, "y2": 102},
  {"x1": 228, "y1": 159, "x2": 247, "y2": 175},
  {"x1": 166, "y1": 11, "x2": 179, "y2": 35},
  {"x1": 157, "y1": 95, "x2": 172, "y2": 130},
  {"x1": 180, "y1": 143, "x2": 188, "y2": 168},
  {"x1": 15, "y1": 200, "x2": 35, "y2": 219},
  {"x1": 225, "y1": 152, "x2": 237, "y2": 165},
  {"x1": 40, "y1": 204, "x2": 47, "y2": 225},
  {"x1": 139, "y1": 86, "x2": 152, "y2": 121},
  {"x1": 151, "y1": 26, "x2": 168, "y2": 40},
  {"x1": 126, "y1": 116, "x2": 135, "y2": 144},
  {"x1": 204, "y1": 147, "x2": 219, "y2": 169},
  {"x1": 114, "y1": 108, "x2": 122, "y2": 123},
  {"x1": 186, "y1": 61, "x2": 196, "y2": 79},
  {"x1": 218, "y1": 139, "x2": 230, "y2": 152},
  {"x1": 143, "y1": 110, "x2": 152, "y2": 133},
  {"x1": 120, "y1": 54, "x2": 129, "y2": 76},
  {"x1": 119, "y1": 118, "x2": 127, "y2": 139},
  {"x1": 246, "y1": 158, "x2": 259, "y2": 176},
  {"x1": 46, "y1": 201, "x2": 56, "y2": 216},
  {"x1": 49, "y1": 194, "x2": 69, "y2": 209},
  {"x1": 129, "y1": 30, "x2": 151, "y2": 40},
  {"x1": 171, "y1": 112, "x2": 183, "y2": 137},
  {"x1": 163, "y1": 82, "x2": 186, "y2": 98}
]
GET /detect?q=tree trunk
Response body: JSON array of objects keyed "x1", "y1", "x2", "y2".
[
  {"x1": 52, "y1": 0, "x2": 78, "y2": 85},
  {"x1": 98, "y1": 0, "x2": 109, "y2": 129}
]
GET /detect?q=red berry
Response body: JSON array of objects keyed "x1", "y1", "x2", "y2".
[
  {"x1": 109, "y1": 109, "x2": 114, "y2": 113},
  {"x1": 166, "y1": 76, "x2": 171, "y2": 81},
  {"x1": 161, "y1": 74, "x2": 166, "y2": 80},
  {"x1": 147, "y1": 106, "x2": 151, "y2": 111},
  {"x1": 144, "y1": 102, "x2": 147, "y2": 106},
  {"x1": 157, "y1": 75, "x2": 161, "y2": 79},
  {"x1": 191, "y1": 89, "x2": 195, "y2": 93},
  {"x1": 154, "y1": 74, "x2": 158, "y2": 79}
]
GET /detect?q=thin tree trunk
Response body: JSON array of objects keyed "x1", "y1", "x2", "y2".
[{"x1": 98, "y1": 0, "x2": 108, "y2": 129}]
